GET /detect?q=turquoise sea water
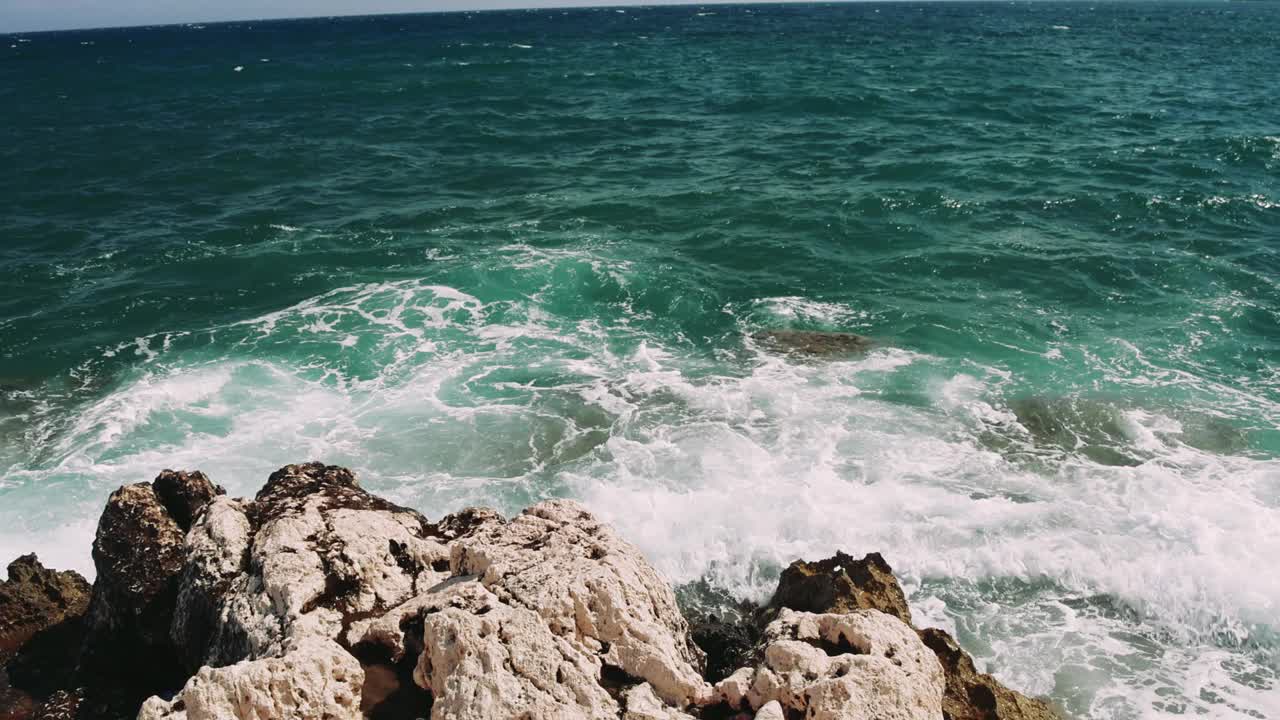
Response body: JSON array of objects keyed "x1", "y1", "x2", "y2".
[{"x1": 2, "y1": 3, "x2": 1279, "y2": 717}]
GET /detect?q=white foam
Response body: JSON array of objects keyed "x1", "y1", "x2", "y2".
[
  {"x1": 3, "y1": 277, "x2": 1277, "y2": 717},
  {"x1": 746, "y1": 295, "x2": 871, "y2": 328},
  {"x1": 560, "y1": 345, "x2": 1280, "y2": 717}
]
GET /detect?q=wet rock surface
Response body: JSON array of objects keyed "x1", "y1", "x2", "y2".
[
  {"x1": 919, "y1": 629, "x2": 1057, "y2": 720},
  {"x1": 750, "y1": 330, "x2": 875, "y2": 357},
  {"x1": 1, "y1": 463, "x2": 1058, "y2": 720}
]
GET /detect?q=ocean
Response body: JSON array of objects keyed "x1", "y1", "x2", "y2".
[{"x1": 2, "y1": 2, "x2": 1278, "y2": 717}]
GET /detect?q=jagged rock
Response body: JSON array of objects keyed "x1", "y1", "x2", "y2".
[
  {"x1": 623, "y1": 683, "x2": 697, "y2": 720},
  {"x1": 82, "y1": 479, "x2": 190, "y2": 707},
  {"x1": 136, "y1": 637, "x2": 363, "y2": 720},
  {"x1": 411, "y1": 579, "x2": 618, "y2": 719},
  {"x1": 169, "y1": 462, "x2": 450, "y2": 669},
  {"x1": 343, "y1": 500, "x2": 712, "y2": 720},
  {"x1": 151, "y1": 470, "x2": 224, "y2": 532},
  {"x1": 753, "y1": 700, "x2": 785, "y2": 720},
  {"x1": 770, "y1": 552, "x2": 1059, "y2": 720},
  {"x1": 919, "y1": 629, "x2": 1057, "y2": 720},
  {"x1": 751, "y1": 330, "x2": 874, "y2": 356},
  {"x1": 431, "y1": 507, "x2": 504, "y2": 540},
  {"x1": 0, "y1": 555, "x2": 90, "y2": 661},
  {"x1": 769, "y1": 551, "x2": 912, "y2": 624},
  {"x1": 689, "y1": 613, "x2": 760, "y2": 684},
  {"x1": 450, "y1": 499, "x2": 710, "y2": 707},
  {"x1": 4, "y1": 463, "x2": 1052, "y2": 720},
  {"x1": 713, "y1": 609, "x2": 944, "y2": 720},
  {"x1": 0, "y1": 555, "x2": 91, "y2": 719}
]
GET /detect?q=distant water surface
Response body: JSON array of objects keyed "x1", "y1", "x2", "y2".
[{"x1": 2, "y1": 4, "x2": 1279, "y2": 718}]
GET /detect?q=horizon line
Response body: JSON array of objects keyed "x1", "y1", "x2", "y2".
[{"x1": 0, "y1": 0, "x2": 1232, "y2": 36}]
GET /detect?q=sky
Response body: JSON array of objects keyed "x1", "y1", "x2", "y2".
[{"x1": 0, "y1": 0, "x2": 792, "y2": 33}]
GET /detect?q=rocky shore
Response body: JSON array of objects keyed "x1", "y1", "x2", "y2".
[{"x1": 1, "y1": 463, "x2": 1059, "y2": 720}]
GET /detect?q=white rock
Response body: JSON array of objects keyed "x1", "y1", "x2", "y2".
[
  {"x1": 170, "y1": 464, "x2": 450, "y2": 667},
  {"x1": 755, "y1": 700, "x2": 786, "y2": 720},
  {"x1": 624, "y1": 682, "x2": 698, "y2": 720},
  {"x1": 150, "y1": 470, "x2": 713, "y2": 720},
  {"x1": 451, "y1": 499, "x2": 709, "y2": 706},
  {"x1": 137, "y1": 637, "x2": 363, "y2": 720},
  {"x1": 412, "y1": 578, "x2": 619, "y2": 720},
  {"x1": 712, "y1": 609, "x2": 945, "y2": 720}
]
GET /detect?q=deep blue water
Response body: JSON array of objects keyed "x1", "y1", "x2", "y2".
[{"x1": 2, "y1": 4, "x2": 1279, "y2": 717}]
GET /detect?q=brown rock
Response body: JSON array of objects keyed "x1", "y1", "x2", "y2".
[
  {"x1": 80, "y1": 478, "x2": 192, "y2": 713},
  {"x1": 919, "y1": 629, "x2": 1058, "y2": 720},
  {"x1": 83, "y1": 483, "x2": 186, "y2": 659},
  {"x1": 152, "y1": 470, "x2": 224, "y2": 532},
  {"x1": 768, "y1": 551, "x2": 912, "y2": 624},
  {"x1": 0, "y1": 556, "x2": 91, "y2": 720},
  {"x1": 0, "y1": 556, "x2": 90, "y2": 662},
  {"x1": 751, "y1": 330, "x2": 875, "y2": 357}
]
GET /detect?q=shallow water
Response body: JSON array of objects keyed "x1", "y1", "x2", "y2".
[{"x1": 2, "y1": 4, "x2": 1279, "y2": 717}]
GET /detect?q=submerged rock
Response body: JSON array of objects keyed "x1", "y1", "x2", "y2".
[
  {"x1": 689, "y1": 613, "x2": 760, "y2": 684},
  {"x1": 750, "y1": 330, "x2": 874, "y2": 357}
]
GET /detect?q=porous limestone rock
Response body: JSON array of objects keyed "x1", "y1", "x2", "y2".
[
  {"x1": 713, "y1": 609, "x2": 945, "y2": 720},
  {"x1": 753, "y1": 700, "x2": 785, "y2": 720},
  {"x1": 770, "y1": 552, "x2": 1059, "y2": 720},
  {"x1": 623, "y1": 683, "x2": 697, "y2": 720},
  {"x1": 136, "y1": 637, "x2": 363, "y2": 720},
  {"x1": 411, "y1": 579, "x2": 618, "y2": 719},
  {"x1": 146, "y1": 471, "x2": 711, "y2": 720},
  {"x1": 449, "y1": 499, "x2": 710, "y2": 707},
  {"x1": 169, "y1": 463, "x2": 451, "y2": 670}
]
